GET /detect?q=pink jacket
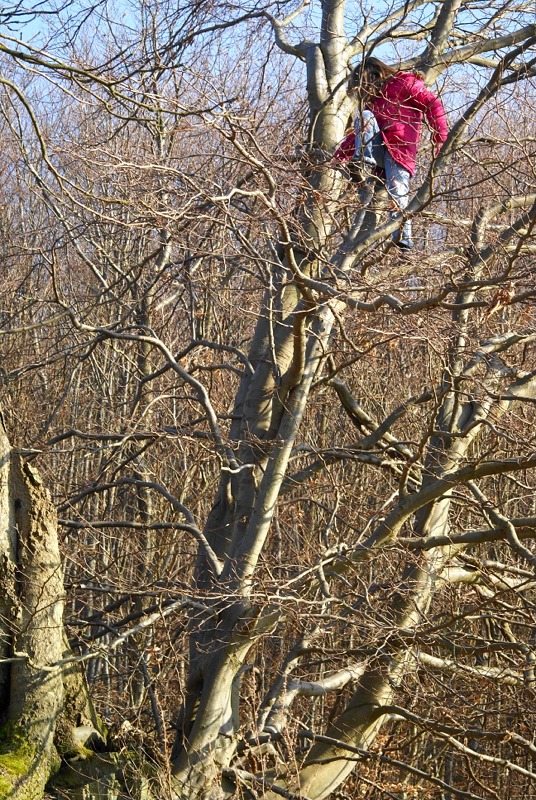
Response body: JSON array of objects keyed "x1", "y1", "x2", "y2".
[{"x1": 369, "y1": 72, "x2": 448, "y2": 176}]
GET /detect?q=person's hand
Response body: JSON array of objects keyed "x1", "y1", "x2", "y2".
[{"x1": 432, "y1": 139, "x2": 444, "y2": 158}]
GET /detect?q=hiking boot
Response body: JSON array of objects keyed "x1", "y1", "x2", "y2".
[
  {"x1": 395, "y1": 240, "x2": 414, "y2": 251},
  {"x1": 348, "y1": 159, "x2": 385, "y2": 185}
]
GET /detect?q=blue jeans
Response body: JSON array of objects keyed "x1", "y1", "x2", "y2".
[{"x1": 353, "y1": 110, "x2": 413, "y2": 249}]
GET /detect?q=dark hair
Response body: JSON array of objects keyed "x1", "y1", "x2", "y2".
[{"x1": 348, "y1": 57, "x2": 399, "y2": 97}]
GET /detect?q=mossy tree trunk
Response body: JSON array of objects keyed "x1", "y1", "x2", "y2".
[{"x1": 0, "y1": 416, "x2": 101, "y2": 799}]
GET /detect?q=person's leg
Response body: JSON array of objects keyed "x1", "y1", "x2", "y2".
[
  {"x1": 384, "y1": 153, "x2": 413, "y2": 249},
  {"x1": 353, "y1": 110, "x2": 385, "y2": 170}
]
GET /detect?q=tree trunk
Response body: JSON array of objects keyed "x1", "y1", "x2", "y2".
[{"x1": 0, "y1": 418, "x2": 102, "y2": 799}]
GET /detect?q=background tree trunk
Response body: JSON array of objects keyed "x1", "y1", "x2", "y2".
[{"x1": 0, "y1": 419, "x2": 103, "y2": 799}]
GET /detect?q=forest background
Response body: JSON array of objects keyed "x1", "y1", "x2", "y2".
[{"x1": 0, "y1": 1, "x2": 535, "y2": 799}]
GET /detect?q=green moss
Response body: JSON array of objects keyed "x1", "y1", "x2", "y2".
[
  {"x1": 0, "y1": 722, "x2": 59, "y2": 799},
  {"x1": 0, "y1": 723, "x2": 37, "y2": 795}
]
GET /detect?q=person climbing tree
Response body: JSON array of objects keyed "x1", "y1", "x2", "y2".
[{"x1": 345, "y1": 56, "x2": 449, "y2": 250}]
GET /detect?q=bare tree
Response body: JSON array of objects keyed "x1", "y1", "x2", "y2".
[{"x1": 0, "y1": 1, "x2": 535, "y2": 799}]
